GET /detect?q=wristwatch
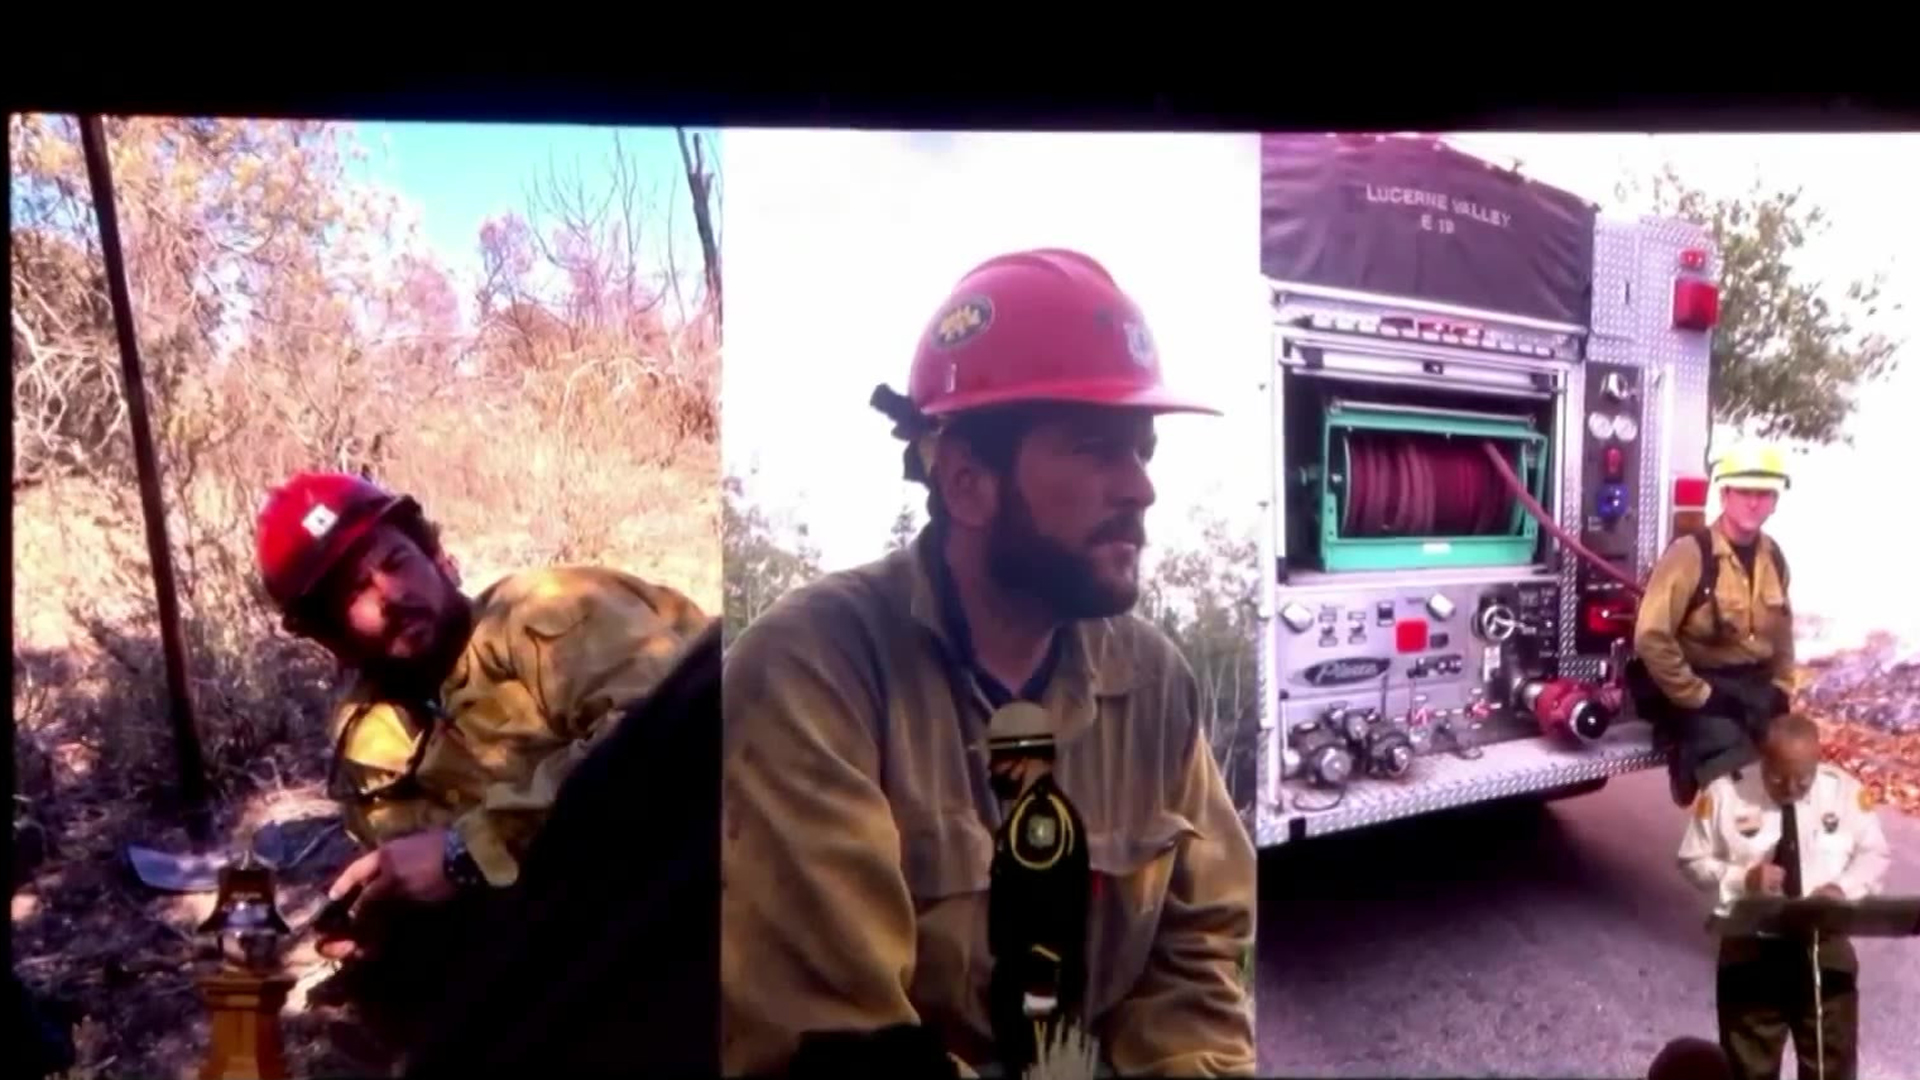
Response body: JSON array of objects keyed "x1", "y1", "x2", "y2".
[{"x1": 441, "y1": 826, "x2": 489, "y2": 892}]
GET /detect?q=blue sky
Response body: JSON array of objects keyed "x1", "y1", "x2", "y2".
[{"x1": 348, "y1": 120, "x2": 717, "y2": 311}]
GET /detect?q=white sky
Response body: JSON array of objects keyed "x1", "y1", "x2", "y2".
[
  {"x1": 721, "y1": 129, "x2": 1267, "y2": 571},
  {"x1": 722, "y1": 129, "x2": 1920, "y2": 654}
]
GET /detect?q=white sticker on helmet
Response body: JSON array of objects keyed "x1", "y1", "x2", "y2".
[{"x1": 301, "y1": 504, "x2": 339, "y2": 539}]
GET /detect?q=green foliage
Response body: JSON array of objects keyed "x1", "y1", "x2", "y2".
[
  {"x1": 1627, "y1": 165, "x2": 1903, "y2": 445},
  {"x1": 1138, "y1": 514, "x2": 1261, "y2": 821},
  {"x1": 887, "y1": 498, "x2": 925, "y2": 554},
  {"x1": 721, "y1": 473, "x2": 823, "y2": 643}
]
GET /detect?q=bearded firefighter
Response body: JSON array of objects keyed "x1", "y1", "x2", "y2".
[
  {"x1": 1630, "y1": 442, "x2": 1798, "y2": 807},
  {"x1": 253, "y1": 471, "x2": 710, "y2": 1048},
  {"x1": 720, "y1": 248, "x2": 1257, "y2": 1078}
]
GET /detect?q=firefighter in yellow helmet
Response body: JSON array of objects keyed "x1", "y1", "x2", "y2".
[
  {"x1": 1629, "y1": 442, "x2": 1798, "y2": 807},
  {"x1": 720, "y1": 249, "x2": 1257, "y2": 1078},
  {"x1": 253, "y1": 471, "x2": 711, "y2": 1053}
]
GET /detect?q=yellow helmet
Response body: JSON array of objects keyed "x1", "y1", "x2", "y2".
[{"x1": 1709, "y1": 442, "x2": 1792, "y2": 493}]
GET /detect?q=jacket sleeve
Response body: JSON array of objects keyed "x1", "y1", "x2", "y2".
[
  {"x1": 1765, "y1": 540, "x2": 1798, "y2": 699},
  {"x1": 455, "y1": 572, "x2": 712, "y2": 886},
  {"x1": 1634, "y1": 538, "x2": 1712, "y2": 710},
  {"x1": 1677, "y1": 787, "x2": 1749, "y2": 907},
  {"x1": 1833, "y1": 776, "x2": 1893, "y2": 900},
  {"x1": 1101, "y1": 665, "x2": 1257, "y2": 1078},
  {"x1": 719, "y1": 602, "x2": 921, "y2": 1078},
  {"x1": 328, "y1": 689, "x2": 451, "y2": 848}
]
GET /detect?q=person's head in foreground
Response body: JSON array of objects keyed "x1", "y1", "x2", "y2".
[
  {"x1": 873, "y1": 247, "x2": 1220, "y2": 622},
  {"x1": 1647, "y1": 1035, "x2": 1733, "y2": 1080},
  {"x1": 1759, "y1": 711, "x2": 1822, "y2": 806},
  {"x1": 255, "y1": 471, "x2": 471, "y2": 693}
]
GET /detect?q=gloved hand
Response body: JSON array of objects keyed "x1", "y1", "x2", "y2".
[
  {"x1": 1702, "y1": 685, "x2": 1747, "y2": 722},
  {"x1": 1764, "y1": 685, "x2": 1791, "y2": 720},
  {"x1": 788, "y1": 1025, "x2": 961, "y2": 1080}
]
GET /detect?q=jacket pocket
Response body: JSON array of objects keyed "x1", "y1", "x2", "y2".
[
  {"x1": 1084, "y1": 810, "x2": 1200, "y2": 1018},
  {"x1": 897, "y1": 812, "x2": 994, "y2": 1024}
]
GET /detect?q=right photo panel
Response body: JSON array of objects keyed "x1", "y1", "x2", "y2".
[{"x1": 1255, "y1": 131, "x2": 1916, "y2": 1080}]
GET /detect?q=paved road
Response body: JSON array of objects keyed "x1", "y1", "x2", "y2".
[{"x1": 1255, "y1": 769, "x2": 1920, "y2": 1079}]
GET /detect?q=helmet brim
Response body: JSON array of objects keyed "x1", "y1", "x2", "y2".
[
  {"x1": 920, "y1": 379, "x2": 1224, "y2": 418},
  {"x1": 1715, "y1": 474, "x2": 1790, "y2": 494}
]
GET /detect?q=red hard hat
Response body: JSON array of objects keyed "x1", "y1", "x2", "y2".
[
  {"x1": 254, "y1": 472, "x2": 416, "y2": 611},
  {"x1": 905, "y1": 248, "x2": 1221, "y2": 418}
]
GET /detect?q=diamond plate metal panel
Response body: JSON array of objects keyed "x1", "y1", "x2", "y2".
[
  {"x1": 1556, "y1": 359, "x2": 1586, "y2": 664},
  {"x1": 1277, "y1": 725, "x2": 1662, "y2": 839},
  {"x1": 1256, "y1": 328, "x2": 1287, "y2": 845},
  {"x1": 1591, "y1": 220, "x2": 1642, "y2": 340},
  {"x1": 1637, "y1": 215, "x2": 1718, "y2": 545}
]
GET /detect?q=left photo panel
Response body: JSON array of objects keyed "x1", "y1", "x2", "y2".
[{"x1": 10, "y1": 115, "x2": 724, "y2": 1078}]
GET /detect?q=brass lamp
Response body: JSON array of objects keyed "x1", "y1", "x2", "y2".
[{"x1": 195, "y1": 852, "x2": 295, "y2": 1080}]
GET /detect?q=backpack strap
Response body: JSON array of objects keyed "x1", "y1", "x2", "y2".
[{"x1": 1681, "y1": 527, "x2": 1719, "y2": 623}]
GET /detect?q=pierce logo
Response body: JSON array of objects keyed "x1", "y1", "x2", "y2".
[
  {"x1": 1297, "y1": 657, "x2": 1392, "y2": 687},
  {"x1": 301, "y1": 504, "x2": 339, "y2": 539}
]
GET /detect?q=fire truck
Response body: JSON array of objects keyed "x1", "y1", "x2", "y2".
[{"x1": 1251, "y1": 132, "x2": 1723, "y2": 848}]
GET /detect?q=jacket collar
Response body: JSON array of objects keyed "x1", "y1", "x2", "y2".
[{"x1": 896, "y1": 527, "x2": 1138, "y2": 740}]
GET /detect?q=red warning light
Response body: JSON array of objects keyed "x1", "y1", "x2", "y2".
[
  {"x1": 1583, "y1": 598, "x2": 1636, "y2": 637},
  {"x1": 1602, "y1": 446, "x2": 1626, "y2": 480},
  {"x1": 1673, "y1": 475, "x2": 1710, "y2": 510},
  {"x1": 1679, "y1": 248, "x2": 1708, "y2": 272},
  {"x1": 1673, "y1": 279, "x2": 1720, "y2": 331}
]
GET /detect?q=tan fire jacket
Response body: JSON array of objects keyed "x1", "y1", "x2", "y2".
[
  {"x1": 1632, "y1": 518, "x2": 1796, "y2": 710},
  {"x1": 720, "y1": 536, "x2": 1257, "y2": 1078},
  {"x1": 328, "y1": 565, "x2": 710, "y2": 886}
]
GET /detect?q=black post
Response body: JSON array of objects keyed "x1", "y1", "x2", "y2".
[{"x1": 77, "y1": 114, "x2": 213, "y2": 843}]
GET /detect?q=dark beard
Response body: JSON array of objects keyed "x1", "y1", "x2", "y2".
[
  {"x1": 984, "y1": 489, "x2": 1142, "y2": 621},
  {"x1": 358, "y1": 600, "x2": 474, "y2": 700}
]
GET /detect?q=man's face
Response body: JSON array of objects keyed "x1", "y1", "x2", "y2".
[
  {"x1": 1760, "y1": 731, "x2": 1820, "y2": 804},
  {"x1": 308, "y1": 525, "x2": 465, "y2": 668},
  {"x1": 982, "y1": 406, "x2": 1159, "y2": 620},
  {"x1": 1720, "y1": 486, "x2": 1779, "y2": 536}
]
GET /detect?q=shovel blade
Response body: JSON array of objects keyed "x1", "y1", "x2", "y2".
[{"x1": 125, "y1": 844, "x2": 233, "y2": 894}]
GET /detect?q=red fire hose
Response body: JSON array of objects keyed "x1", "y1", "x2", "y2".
[
  {"x1": 1338, "y1": 432, "x2": 1648, "y2": 600},
  {"x1": 1476, "y1": 440, "x2": 1647, "y2": 600}
]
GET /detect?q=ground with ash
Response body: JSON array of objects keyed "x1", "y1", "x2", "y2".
[{"x1": 1796, "y1": 631, "x2": 1920, "y2": 814}]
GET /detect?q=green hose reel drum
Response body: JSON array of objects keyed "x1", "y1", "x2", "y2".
[{"x1": 1304, "y1": 399, "x2": 1551, "y2": 572}]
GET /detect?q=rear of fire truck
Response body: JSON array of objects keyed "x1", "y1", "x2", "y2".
[{"x1": 1251, "y1": 133, "x2": 1725, "y2": 848}]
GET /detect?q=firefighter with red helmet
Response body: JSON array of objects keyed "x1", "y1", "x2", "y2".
[
  {"x1": 252, "y1": 472, "x2": 709, "y2": 1045},
  {"x1": 720, "y1": 249, "x2": 1257, "y2": 1078}
]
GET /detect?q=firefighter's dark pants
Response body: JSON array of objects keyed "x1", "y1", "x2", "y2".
[
  {"x1": 1627, "y1": 661, "x2": 1786, "y2": 800},
  {"x1": 1717, "y1": 934, "x2": 1858, "y2": 1080}
]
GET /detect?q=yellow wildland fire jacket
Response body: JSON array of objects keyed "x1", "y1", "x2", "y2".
[
  {"x1": 328, "y1": 565, "x2": 710, "y2": 886},
  {"x1": 1633, "y1": 519, "x2": 1796, "y2": 710},
  {"x1": 720, "y1": 534, "x2": 1257, "y2": 1078}
]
